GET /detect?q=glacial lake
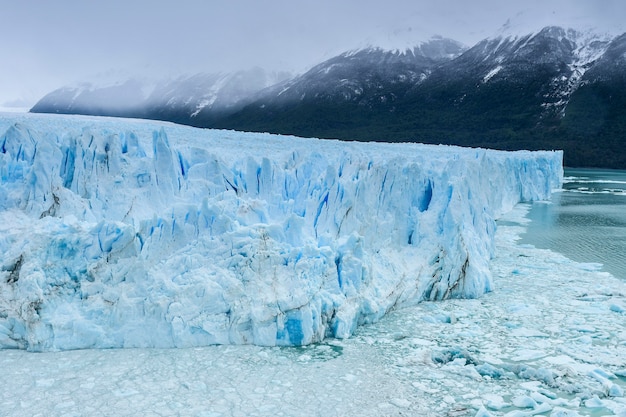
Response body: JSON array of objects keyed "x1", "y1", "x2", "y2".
[{"x1": 521, "y1": 168, "x2": 626, "y2": 281}]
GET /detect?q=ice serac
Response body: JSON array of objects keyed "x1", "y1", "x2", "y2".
[{"x1": 0, "y1": 115, "x2": 563, "y2": 351}]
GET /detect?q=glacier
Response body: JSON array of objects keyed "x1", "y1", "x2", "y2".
[{"x1": 0, "y1": 113, "x2": 562, "y2": 351}]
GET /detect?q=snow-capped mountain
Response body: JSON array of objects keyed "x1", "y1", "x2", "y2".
[
  {"x1": 30, "y1": 78, "x2": 154, "y2": 117},
  {"x1": 141, "y1": 68, "x2": 291, "y2": 125},
  {"x1": 30, "y1": 68, "x2": 291, "y2": 124},
  {"x1": 260, "y1": 37, "x2": 467, "y2": 106},
  {"x1": 439, "y1": 26, "x2": 614, "y2": 116},
  {"x1": 213, "y1": 26, "x2": 626, "y2": 167},
  {"x1": 31, "y1": 26, "x2": 626, "y2": 168}
]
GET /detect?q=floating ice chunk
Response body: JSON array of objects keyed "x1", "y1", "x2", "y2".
[
  {"x1": 529, "y1": 391, "x2": 553, "y2": 404},
  {"x1": 590, "y1": 368, "x2": 616, "y2": 380},
  {"x1": 444, "y1": 362, "x2": 483, "y2": 380},
  {"x1": 544, "y1": 355, "x2": 577, "y2": 366},
  {"x1": 475, "y1": 405, "x2": 493, "y2": 417},
  {"x1": 390, "y1": 398, "x2": 411, "y2": 408},
  {"x1": 432, "y1": 347, "x2": 478, "y2": 365},
  {"x1": 483, "y1": 394, "x2": 509, "y2": 410},
  {"x1": 537, "y1": 388, "x2": 558, "y2": 400},
  {"x1": 610, "y1": 303, "x2": 625, "y2": 314},
  {"x1": 512, "y1": 395, "x2": 538, "y2": 408},
  {"x1": 520, "y1": 381, "x2": 543, "y2": 391},
  {"x1": 512, "y1": 349, "x2": 548, "y2": 361},
  {"x1": 510, "y1": 328, "x2": 549, "y2": 337},
  {"x1": 609, "y1": 383, "x2": 624, "y2": 397},
  {"x1": 584, "y1": 396, "x2": 606, "y2": 408},
  {"x1": 411, "y1": 381, "x2": 439, "y2": 394},
  {"x1": 476, "y1": 363, "x2": 512, "y2": 379},
  {"x1": 533, "y1": 403, "x2": 553, "y2": 414}
]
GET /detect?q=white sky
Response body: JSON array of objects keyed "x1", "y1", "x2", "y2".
[{"x1": 1, "y1": 0, "x2": 624, "y2": 108}]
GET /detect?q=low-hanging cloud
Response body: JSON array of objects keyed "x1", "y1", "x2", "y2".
[{"x1": 1, "y1": 0, "x2": 623, "y2": 108}]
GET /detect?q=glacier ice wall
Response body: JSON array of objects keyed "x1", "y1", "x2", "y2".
[{"x1": 0, "y1": 114, "x2": 563, "y2": 351}]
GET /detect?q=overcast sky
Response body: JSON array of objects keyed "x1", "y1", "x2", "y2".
[{"x1": 1, "y1": 0, "x2": 624, "y2": 109}]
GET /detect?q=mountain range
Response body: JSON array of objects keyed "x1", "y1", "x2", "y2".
[{"x1": 30, "y1": 26, "x2": 626, "y2": 168}]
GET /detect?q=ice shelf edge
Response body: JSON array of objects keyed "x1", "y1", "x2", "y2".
[{"x1": 0, "y1": 115, "x2": 563, "y2": 350}]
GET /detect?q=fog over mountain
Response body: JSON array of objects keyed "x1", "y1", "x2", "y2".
[{"x1": 2, "y1": 1, "x2": 625, "y2": 109}]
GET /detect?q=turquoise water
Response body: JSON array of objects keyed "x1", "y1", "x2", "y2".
[{"x1": 520, "y1": 168, "x2": 626, "y2": 280}]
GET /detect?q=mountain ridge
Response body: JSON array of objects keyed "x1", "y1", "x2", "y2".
[{"x1": 30, "y1": 27, "x2": 626, "y2": 168}]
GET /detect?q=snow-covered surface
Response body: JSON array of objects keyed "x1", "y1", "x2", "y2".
[
  {"x1": 552, "y1": 30, "x2": 612, "y2": 111},
  {"x1": 483, "y1": 66, "x2": 503, "y2": 83},
  {"x1": 488, "y1": 25, "x2": 612, "y2": 66},
  {"x1": 495, "y1": 9, "x2": 624, "y2": 42},
  {"x1": 0, "y1": 113, "x2": 562, "y2": 351},
  {"x1": 353, "y1": 33, "x2": 467, "y2": 58},
  {"x1": 343, "y1": 36, "x2": 467, "y2": 64},
  {"x1": 546, "y1": 29, "x2": 612, "y2": 115},
  {"x1": 2, "y1": 205, "x2": 625, "y2": 417},
  {"x1": 480, "y1": 24, "x2": 615, "y2": 117}
]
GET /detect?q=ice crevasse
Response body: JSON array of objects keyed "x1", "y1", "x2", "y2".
[{"x1": 0, "y1": 114, "x2": 563, "y2": 351}]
